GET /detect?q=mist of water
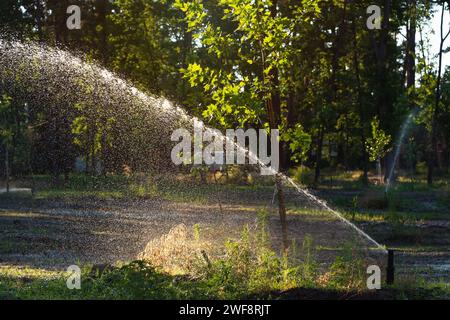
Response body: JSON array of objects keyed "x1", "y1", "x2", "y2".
[
  {"x1": 0, "y1": 38, "x2": 386, "y2": 252},
  {"x1": 386, "y1": 111, "x2": 417, "y2": 193}
]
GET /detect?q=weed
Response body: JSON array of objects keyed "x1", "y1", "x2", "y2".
[{"x1": 193, "y1": 224, "x2": 201, "y2": 242}]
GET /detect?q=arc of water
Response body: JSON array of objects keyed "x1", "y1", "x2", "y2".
[
  {"x1": 199, "y1": 125, "x2": 386, "y2": 252},
  {"x1": 0, "y1": 38, "x2": 386, "y2": 253},
  {"x1": 386, "y1": 111, "x2": 417, "y2": 193},
  {"x1": 283, "y1": 176, "x2": 386, "y2": 251}
]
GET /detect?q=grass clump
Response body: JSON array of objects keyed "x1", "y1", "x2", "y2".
[
  {"x1": 3, "y1": 209, "x2": 440, "y2": 300},
  {"x1": 317, "y1": 243, "x2": 366, "y2": 292},
  {"x1": 0, "y1": 261, "x2": 207, "y2": 300}
]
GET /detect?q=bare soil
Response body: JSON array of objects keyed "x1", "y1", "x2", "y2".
[{"x1": 0, "y1": 192, "x2": 377, "y2": 270}]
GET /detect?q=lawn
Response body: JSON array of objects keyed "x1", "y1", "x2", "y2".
[{"x1": 1, "y1": 171, "x2": 449, "y2": 299}]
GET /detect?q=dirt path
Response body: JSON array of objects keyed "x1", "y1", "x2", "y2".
[{"x1": 0, "y1": 195, "x2": 377, "y2": 270}]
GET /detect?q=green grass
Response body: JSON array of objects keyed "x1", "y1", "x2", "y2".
[
  {"x1": 341, "y1": 209, "x2": 450, "y2": 223},
  {"x1": 2, "y1": 172, "x2": 449, "y2": 299},
  {"x1": 0, "y1": 216, "x2": 371, "y2": 300},
  {"x1": 1, "y1": 257, "x2": 447, "y2": 300},
  {"x1": 0, "y1": 208, "x2": 448, "y2": 300},
  {"x1": 391, "y1": 276, "x2": 450, "y2": 300},
  {"x1": 294, "y1": 166, "x2": 450, "y2": 193},
  {"x1": 5, "y1": 173, "x2": 272, "y2": 205},
  {"x1": 0, "y1": 262, "x2": 205, "y2": 300},
  {"x1": 0, "y1": 252, "x2": 367, "y2": 300},
  {"x1": 286, "y1": 207, "x2": 343, "y2": 222}
]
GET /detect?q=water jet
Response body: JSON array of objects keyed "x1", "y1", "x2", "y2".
[
  {"x1": 0, "y1": 37, "x2": 387, "y2": 269},
  {"x1": 386, "y1": 110, "x2": 418, "y2": 193}
]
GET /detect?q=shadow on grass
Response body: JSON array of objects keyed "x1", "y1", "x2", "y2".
[{"x1": 2, "y1": 261, "x2": 448, "y2": 300}]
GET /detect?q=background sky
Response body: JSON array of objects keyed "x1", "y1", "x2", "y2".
[{"x1": 428, "y1": 4, "x2": 450, "y2": 69}]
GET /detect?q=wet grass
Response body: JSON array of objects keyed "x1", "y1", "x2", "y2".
[
  {"x1": 2, "y1": 172, "x2": 450, "y2": 299},
  {"x1": 0, "y1": 209, "x2": 379, "y2": 300},
  {"x1": 0, "y1": 262, "x2": 200, "y2": 300},
  {"x1": 0, "y1": 222, "x2": 339, "y2": 299},
  {"x1": 2, "y1": 173, "x2": 275, "y2": 206},
  {"x1": 299, "y1": 173, "x2": 450, "y2": 287},
  {"x1": 1, "y1": 259, "x2": 448, "y2": 300},
  {"x1": 311, "y1": 169, "x2": 450, "y2": 192}
]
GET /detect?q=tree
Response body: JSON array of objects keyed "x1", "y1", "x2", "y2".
[
  {"x1": 108, "y1": 0, "x2": 173, "y2": 94},
  {"x1": 366, "y1": 117, "x2": 392, "y2": 183},
  {"x1": 0, "y1": 95, "x2": 13, "y2": 192},
  {"x1": 0, "y1": 0, "x2": 447, "y2": 191},
  {"x1": 427, "y1": 0, "x2": 450, "y2": 185},
  {"x1": 280, "y1": 123, "x2": 311, "y2": 165}
]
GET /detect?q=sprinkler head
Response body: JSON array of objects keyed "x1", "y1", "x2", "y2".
[{"x1": 386, "y1": 249, "x2": 395, "y2": 285}]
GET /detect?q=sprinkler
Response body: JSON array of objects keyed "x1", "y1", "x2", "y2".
[{"x1": 386, "y1": 249, "x2": 395, "y2": 285}]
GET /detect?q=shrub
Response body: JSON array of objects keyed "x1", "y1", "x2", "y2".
[
  {"x1": 291, "y1": 166, "x2": 314, "y2": 186},
  {"x1": 319, "y1": 243, "x2": 366, "y2": 292}
]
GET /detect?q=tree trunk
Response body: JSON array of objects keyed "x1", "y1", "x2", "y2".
[
  {"x1": 379, "y1": 0, "x2": 393, "y2": 182},
  {"x1": 266, "y1": 0, "x2": 288, "y2": 250},
  {"x1": 352, "y1": 19, "x2": 369, "y2": 186},
  {"x1": 405, "y1": 0, "x2": 417, "y2": 90},
  {"x1": 97, "y1": 0, "x2": 109, "y2": 176},
  {"x1": 180, "y1": 20, "x2": 193, "y2": 102},
  {"x1": 35, "y1": 0, "x2": 45, "y2": 42},
  {"x1": 377, "y1": 158, "x2": 382, "y2": 184},
  {"x1": 314, "y1": 127, "x2": 324, "y2": 185},
  {"x1": 275, "y1": 175, "x2": 288, "y2": 249},
  {"x1": 54, "y1": 0, "x2": 69, "y2": 44},
  {"x1": 428, "y1": 2, "x2": 449, "y2": 185},
  {"x1": 5, "y1": 146, "x2": 10, "y2": 193}
]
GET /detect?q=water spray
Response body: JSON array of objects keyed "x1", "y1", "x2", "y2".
[
  {"x1": 0, "y1": 38, "x2": 388, "y2": 258},
  {"x1": 386, "y1": 109, "x2": 418, "y2": 193}
]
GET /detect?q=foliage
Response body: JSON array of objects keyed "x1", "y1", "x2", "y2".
[
  {"x1": 0, "y1": 215, "x2": 371, "y2": 300},
  {"x1": 1, "y1": 0, "x2": 449, "y2": 183},
  {"x1": 281, "y1": 123, "x2": 311, "y2": 164},
  {"x1": 176, "y1": 0, "x2": 320, "y2": 131},
  {"x1": 366, "y1": 117, "x2": 392, "y2": 162},
  {"x1": 0, "y1": 94, "x2": 32, "y2": 175},
  {"x1": 320, "y1": 243, "x2": 366, "y2": 292},
  {"x1": 0, "y1": 94, "x2": 13, "y2": 143}
]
